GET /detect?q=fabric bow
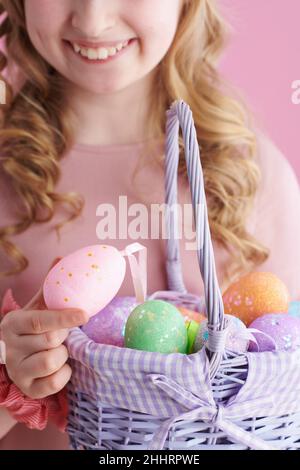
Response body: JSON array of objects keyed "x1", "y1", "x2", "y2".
[{"x1": 146, "y1": 373, "x2": 279, "y2": 450}]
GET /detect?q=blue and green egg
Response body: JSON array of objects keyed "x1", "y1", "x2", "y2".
[{"x1": 124, "y1": 300, "x2": 188, "y2": 354}]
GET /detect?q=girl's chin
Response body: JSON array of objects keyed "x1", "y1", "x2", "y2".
[{"x1": 66, "y1": 79, "x2": 129, "y2": 96}]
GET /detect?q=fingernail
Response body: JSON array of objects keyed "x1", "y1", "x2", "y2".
[{"x1": 67, "y1": 309, "x2": 89, "y2": 323}]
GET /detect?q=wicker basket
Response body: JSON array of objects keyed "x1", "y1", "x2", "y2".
[{"x1": 65, "y1": 100, "x2": 300, "y2": 450}]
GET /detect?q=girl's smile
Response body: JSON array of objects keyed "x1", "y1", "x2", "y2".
[
  {"x1": 23, "y1": 0, "x2": 183, "y2": 96},
  {"x1": 64, "y1": 38, "x2": 138, "y2": 66}
]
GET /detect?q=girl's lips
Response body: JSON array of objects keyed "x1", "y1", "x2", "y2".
[{"x1": 64, "y1": 38, "x2": 137, "y2": 65}]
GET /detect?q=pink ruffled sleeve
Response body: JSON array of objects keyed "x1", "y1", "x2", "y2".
[{"x1": 1, "y1": 288, "x2": 21, "y2": 316}]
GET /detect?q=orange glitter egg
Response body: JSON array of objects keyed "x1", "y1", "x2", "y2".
[
  {"x1": 178, "y1": 307, "x2": 206, "y2": 325},
  {"x1": 222, "y1": 272, "x2": 290, "y2": 326}
]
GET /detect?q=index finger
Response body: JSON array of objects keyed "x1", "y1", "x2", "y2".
[{"x1": 12, "y1": 308, "x2": 89, "y2": 335}]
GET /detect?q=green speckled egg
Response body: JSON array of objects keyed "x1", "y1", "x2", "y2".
[{"x1": 124, "y1": 300, "x2": 188, "y2": 354}]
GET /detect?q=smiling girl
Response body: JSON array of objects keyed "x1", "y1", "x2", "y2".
[{"x1": 0, "y1": 0, "x2": 299, "y2": 450}]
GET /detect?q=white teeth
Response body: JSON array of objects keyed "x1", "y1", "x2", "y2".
[
  {"x1": 108, "y1": 47, "x2": 117, "y2": 56},
  {"x1": 71, "y1": 40, "x2": 130, "y2": 61},
  {"x1": 74, "y1": 43, "x2": 81, "y2": 53},
  {"x1": 116, "y1": 42, "x2": 123, "y2": 51},
  {"x1": 80, "y1": 48, "x2": 88, "y2": 57},
  {"x1": 98, "y1": 48, "x2": 109, "y2": 60},
  {"x1": 87, "y1": 48, "x2": 98, "y2": 60}
]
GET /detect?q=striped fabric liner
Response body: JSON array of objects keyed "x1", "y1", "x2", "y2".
[{"x1": 67, "y1": 327, "x2": 212, "y2": 417}]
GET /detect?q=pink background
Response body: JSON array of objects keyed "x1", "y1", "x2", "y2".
[{"x1": 219, "y1": 0, "x2": 300, "y2": 181}]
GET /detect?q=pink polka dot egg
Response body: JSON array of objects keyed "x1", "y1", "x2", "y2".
[{"x1": 43, "y1": 245, "x2": 126, "y2": 317}]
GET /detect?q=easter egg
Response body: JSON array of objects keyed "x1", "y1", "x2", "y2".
[
  {"x1": 178, "y1": 307, "x2": 206, "y2": 325},
  {"x1": 43, "y1": 245, "x2": 126, "y2": 317},
  {"x1": 222, "y1": 272, "x2": 290, "y2": 326},
  {"x1": 124, "y1": 300, "x2": 187, "y2": 354},
  {"x1": 288, "y1": 301, "x2": 300, "y2": 319},
  {"x1": 248, "y1": 313, "x2": 300, "y2": 352},
  {"x1": 81, "y1": 296, "x2": 138, "y2": 347},
  {"x1": 186, "y1": 320, "x2": 201, "y2": 354},
  {"x1": 193, "y1": 315, "x2": 249, "y2": 354}
]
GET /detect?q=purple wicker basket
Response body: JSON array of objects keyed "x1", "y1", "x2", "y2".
[{"x1": 65, "y1": 100, "x2": 300, "y2": 450}]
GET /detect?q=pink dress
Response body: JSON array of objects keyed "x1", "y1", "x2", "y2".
[{"x1": 0, "y1": 133, "x2": 299, "y2": 449}]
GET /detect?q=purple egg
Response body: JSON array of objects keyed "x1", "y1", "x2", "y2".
[
  {"x1": 249, "y1": 313, "x2": 300, "y2": 352},
  {"x1": 193, "y1": 314, "x2": 249, "y2": 354},
  {"x1": 81, "y1": 296, "x2": 138, "y2": 347}
]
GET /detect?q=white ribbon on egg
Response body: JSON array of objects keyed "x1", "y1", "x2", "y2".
[
  {"x1": 246, "y1": 328, "x2": 278, "y2": 352},
  {"x1": 120, "y1": 243, "x2": 147, "y2": 304},
  {"x1": 218, "y1": 317, "x2": 278, "y2": 353},
  {"x1": 225, "y1": 324, "x2": 278, "y2": 353}
]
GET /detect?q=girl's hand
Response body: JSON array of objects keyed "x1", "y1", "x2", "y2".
[{"x1": 0, "y1": 258, "x2": 89, "y2": 399}]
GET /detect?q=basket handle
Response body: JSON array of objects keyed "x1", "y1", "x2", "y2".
[{"x1": 164, "y1": 100, "x2": 227, "y2": 373}]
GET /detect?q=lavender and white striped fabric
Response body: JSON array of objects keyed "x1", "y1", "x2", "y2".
[{"x1": 66, "y1": 326, "x2": 300, "y2": 450}]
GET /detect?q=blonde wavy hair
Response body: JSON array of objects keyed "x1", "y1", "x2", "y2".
[{"x1": 0, "y1": 0, "x2": 269, "y2": 291}]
